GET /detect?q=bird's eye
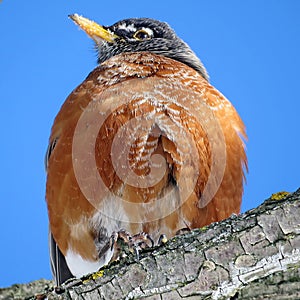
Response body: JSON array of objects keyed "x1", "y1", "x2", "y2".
[{"x1": 133, "y1": 29, "x2": 151, "y2": 41}]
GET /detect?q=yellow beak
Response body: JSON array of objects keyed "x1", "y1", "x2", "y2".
[{"x1": 69, "y1": 14, "x2": 118, "y2": 43}]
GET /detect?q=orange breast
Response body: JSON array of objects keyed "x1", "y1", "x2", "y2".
[{"x1": 46, "y1": 52, "x2": 247, "y2": 262}]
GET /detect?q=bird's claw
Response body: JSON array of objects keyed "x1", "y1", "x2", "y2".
[{"x1": 110, "y1": 229, "x2": 154, "y2": 261}]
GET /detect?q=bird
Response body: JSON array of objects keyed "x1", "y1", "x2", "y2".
[{"x1": 45, "y1": 14, "x2": 247, "y2": 285}]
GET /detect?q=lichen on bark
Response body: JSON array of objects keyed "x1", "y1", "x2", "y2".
[{"x1": 1, "y1": 189, "x2": 299, "y2": 300}]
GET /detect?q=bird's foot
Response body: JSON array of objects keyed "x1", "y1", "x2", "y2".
[{"x1": 110, "y1": 229, "x2": 154, "y2": 261}]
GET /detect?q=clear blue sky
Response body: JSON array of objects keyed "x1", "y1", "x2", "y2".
[{"x1": 1, "y1": 1, "x2": 299, "y2": 287}]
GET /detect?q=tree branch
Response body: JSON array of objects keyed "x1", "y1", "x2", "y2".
[{"x1": 1, "y1": 189, "x2": 300, "y2": 300}]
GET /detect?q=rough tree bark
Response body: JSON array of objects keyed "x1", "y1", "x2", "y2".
[{"x1": 1, "y1": 189, "x2": 300, "y2": 300}]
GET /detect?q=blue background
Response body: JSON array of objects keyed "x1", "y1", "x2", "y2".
[{"x1": 1, "y1": 1, "x2": 299, "y2": 287}]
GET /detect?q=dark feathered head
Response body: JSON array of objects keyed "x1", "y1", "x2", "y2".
[{"x1": 69, "y1": 14, "x2": 208, "y2": 80}]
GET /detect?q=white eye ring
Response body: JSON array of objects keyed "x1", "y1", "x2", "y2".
[{"x1": 133, "y1": 29, "x2": 152, "y2": 41}]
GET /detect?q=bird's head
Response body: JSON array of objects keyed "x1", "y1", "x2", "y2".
[{"x1": 69, "y1": 14, "x2": 208, "y2": 80}]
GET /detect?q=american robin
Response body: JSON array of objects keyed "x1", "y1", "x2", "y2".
[{"x1": 46, "y1": 14, "x2": 247, "y2": 285}]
